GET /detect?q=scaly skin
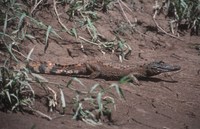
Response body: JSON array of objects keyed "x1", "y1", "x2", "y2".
[{"x1": 26, "y1": 60, "x2": 181, "y2": 84}]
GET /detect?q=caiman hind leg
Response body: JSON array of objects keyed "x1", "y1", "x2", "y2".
[{"x1": 85, "y1": 63, "x2": 101, "y2": 79}]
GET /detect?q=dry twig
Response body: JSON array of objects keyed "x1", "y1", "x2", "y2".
[
  {"x1": 31, "y1": 0, "x2": 44, "y2": 14},
  {"x1": 117, "y1": 0, "x2": 152, "y2": 38},
  {"x1": 53, "y1": 0, "x2": 71, "y2": 34}
]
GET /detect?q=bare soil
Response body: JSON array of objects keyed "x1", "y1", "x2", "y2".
[{"x1": 1, "y1": 1, "x2": 200, "y2": 129}]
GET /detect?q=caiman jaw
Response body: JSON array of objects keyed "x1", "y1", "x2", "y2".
[{"x1": 145, "y1": 61, "x2": 181, "y2": 76}]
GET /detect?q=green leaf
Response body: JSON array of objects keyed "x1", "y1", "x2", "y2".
[
  {"x1": 60, "y1": 88, "x2": 66, "y2": 108},
  {"x1": 18, "y1": 13, "x2": 26, "y2": 30},
  {"x1": 71, "y1": 28, "x2": 77, "y2": 38},
  {"x1": 26, "y1": 47, "x2": 34, "y2": 61},
  {"x1": 3, "y1": 13, "x2": 8, "y2": 35},
  {"x1": 5, "y1": 90, "x2": 11, "y2": 103},
  {"x1": 5, "y1": 43, "x2": 18, "y2": 62},
  {"x1": 86, "y1": 17, "x2": 97, "y2": 41},
  {"x1": 73, "y1": 77, "x2": 85, "y2": 87},
  {"x1": 89, "y1": 83, "x2": 100, "y2": 93},
  {"x1": 44, "y1": 26, "x2": 52, "y2": 53},
  {"x1": 31, "y1": 73, "x2": 48, "y2": 82},
  {"x1": 25, "y1": 34, "x2": 35, "y2": 39},
  {"x1": 72, "y1": 103, "x2": 82, "y2": 119},
  {"x1": 119, "y1": 76, "x2": 132, "y2": 84},
  {"x1": 97, "y1": 92, "x2": 103, "y2": 113},
  {"x1": 109, "y1": 83, "x2": 125, "y2": 99},
  {"x1": 10, "y1": 94, "x2": 19, "y2": 111}
]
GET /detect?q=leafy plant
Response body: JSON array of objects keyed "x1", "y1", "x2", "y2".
[
  {"x1": 0, "y1": 0, "x2": 130, "y2": 125},
  {"x1": 0, "y1": 66, "x2": 34, "y2": 111},
  {"x1": 157, "y1": 0, "x2": 200, "y2": 35},
  {"x1": 66, "y1": 78, "x2": 125, "y2": 125}
]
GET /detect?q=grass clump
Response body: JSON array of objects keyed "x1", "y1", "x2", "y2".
[
  {"x1": 155, "y1": 0, "x2": 200, "y2": 35},
  {"x1": 0, "y1": 66, "x2": 34, "y2": 111},
  {"x1": 66, "y1": 78, "x2": 125, "y2": 125},
  {"x1": 0, "y1": 0, "x2": 128, "y2": 125}
]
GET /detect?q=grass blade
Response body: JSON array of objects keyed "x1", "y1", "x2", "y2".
[
  {"x1": 73, "y1": 103, "x2": 82, "y2": 119},
  {"x1": 31, "y1": 73, "x2": 48, "y2": 82},
  {"x1": 60, "y1": 88, "x2": 66, "y2": 112},
  {"x1": 71, "y1": 28, "x2": 77, "y2": 38},
  {"x1": 3, "y1": 13, "x2": 8, "y2": 35},
  {"x1": 18, "y1": 13, "x2": 26, "y2": 30},
  {"x1": 89, "y1": 83, "x2": 101, "y2": 93},
  {"x1": 97, "y1": 92, "x2": 103, "y2": 113},
  {"x1": 44, "y1": 26, "x2": 52, "y2": 53},
  {"x1": 109, "y1": 83, "x2": 125, "y2": 99},
  {"x1": 4, "y1": 43, "x2": 19, "y2": 62},
  {"x1": 5, "y1": 90, "x2": 12, "y2": 103},
  {"x1": 26, "y1": 47, "x2": 34, "y2": 61}
]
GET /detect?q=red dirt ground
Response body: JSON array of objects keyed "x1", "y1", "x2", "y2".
[{"x1": 0, "y1": 1, "x2": 200, "y2": 129}]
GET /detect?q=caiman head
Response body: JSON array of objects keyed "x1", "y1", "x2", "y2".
[{"x1": 145, "y1": 61, "x2": 181, "y2": 76}]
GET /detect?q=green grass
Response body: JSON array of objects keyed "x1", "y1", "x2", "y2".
[
  {"x1": 66, "y1": 78, "x2": 125, "y2": 125},
  {"x1": 1, "y1": 0, "x2": 197, "y2": 125},
  {"x1": 0, "y1": 0, "x2": 128, "y2": 124},
  {"x1": 155, "y1": 0, "x2": 200, "y2": 35},
  {"x1": 0, "y1": 65, "x2": 34, "y2": 111}
]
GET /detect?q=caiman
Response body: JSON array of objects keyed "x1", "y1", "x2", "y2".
[{"x1": 25, "y1": 60, "x2": 181, "y2": 84}]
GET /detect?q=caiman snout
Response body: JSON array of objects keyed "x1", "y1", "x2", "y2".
[{"x1": 146, "y1": 61, "x2": 181, "y2": 76}]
